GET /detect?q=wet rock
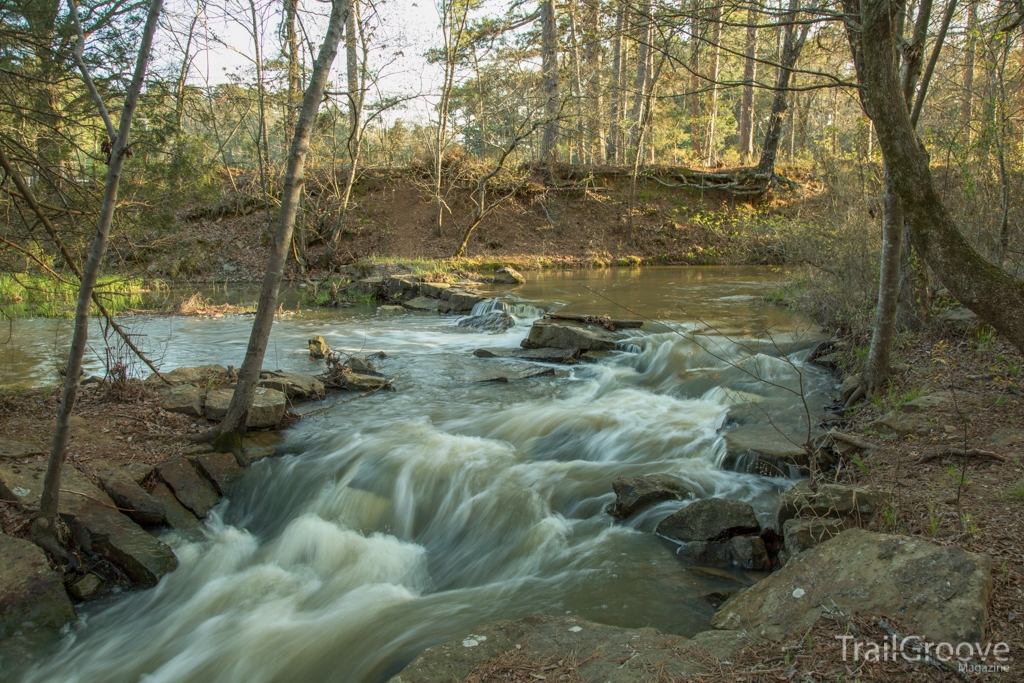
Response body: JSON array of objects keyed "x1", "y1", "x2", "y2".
[
  {"x1": 402, "y1": 296, "x2": 450, "y2": 312},
  {"x1": 606, "y1": 474, "x2": 693, "y2": 518},
  {"x1": 775, "y1": 482, "x2": 882, "y2": 531},
  {"x1": 159, "y1": 385, "x2": 203, "y2": 417},
  {"x1": 521, "y1": 319, "x2": 620, "y2": 352},
  {"x1": 393, "y1": 614, "x2": 750, "y2": 682},
  {"x1": 377, "y1": 305, "x2": 405, "y2": 313},
  {"x1": 443, "y1": 289, "x2": 488, "y2": 313},
  {"x1": 190, "y1": 452, "x2": 245, "y2": 496},
  {"x1": 258, "y1": 371, "x2": 326, "y2": 400},
  {"x1": 96, "y1": 470, "x2": 166, "y2": 526},
  {"x1": 711, "y1": 529, "x2": 992, "y2": 644},
  {"x1": 155, "y1": 457, "x2": 219, "y2": 518},
  {"x1": 308, "y1": 336, "x2": 331, "y2": 359},
  {"x1": 493, "y1": 266, "x2": 525, "y2": 284},
  {"x1": 721, "y1": 425, "x2": 811, "y2": 477},
  {"x1": 344, "y1": 356, "x2": 383, "y2": 376},
  {"x1": 457, "y1": 311, "x2": 515, "y2": 333},
  {"x1": 386, "y1": 275, "x2": 421, "y2": 300},
  {"x1": 675, "y1": 535, "x2": 772, "y2": 571},
  {"x1": 936, "y1": 306, "x2": 980, "y2": 333},
  {"x1": 656, "y1": 498, "x2": 760, "y2": 543},
  {"x1": 354, "y1": 276, "x2": 383, "y2": 297},
  {"x1": 204, "y1": 387, "x2": 286, "y2": 428},
  {"x1": 67, "y1": 573, "x2": 102, "y2": 601},
  {"x1": 473, "y1": 347, "x2": 582, "y2": 364},
  {"x1": 149, "y1": 482, "x2": 201, "y2": 537},
  {"x1": 0, "y1": 533, "x2": 76, "y2": 637},
  {"x1": 782, "y1": 518, "x2": 848, "y2": 561}
]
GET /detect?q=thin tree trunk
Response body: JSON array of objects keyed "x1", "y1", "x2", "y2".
[
  {"x1": 629, "y1": 1, "x2": 651, "y2": 154},
  {"x1": 755, "y1": 0, "x2": 808, "y2": 177},
  {"x1": 32, "y1": 0, "x2": 165, "y2": 556},
  {"x1": 704, "y1": 5, "x2": 722, "y2": 167},
  {"x1": 340, "y1": 2, "x2": 364, "y2": 212},
  {"x1": 961, "y1": 3, "x2": 976, "y2": 147},
  {"x1": 607, "y1": 0, "x2": 626, "y2": 163},
  {"x1": 995, "y1": 35, "x2": 1012, "y2": 267},
  {"x1": 689, "y1": 1, "x2": 703, "y2": 161},
  {"x1": 540, "y1": 0, "x2": 560, "y2": 162},
  {"x1": 739, "y1": 8, "x2": 757, "y2": 164},
  {"x1": 568, "y1": 0, "x2": 585, "y2": 162},
  {"x1": 584, "y1": 0, "x2": 606, "y2": 163},
  {"x1": 214, "y1": 0, "x2": 351, "y2": 451},
  {"x1": 844, "y1": 0, "x2": 1024, "y2": 354},
  {"x1": 865, "y1": 164, "x2": 904, "y2": 388}
]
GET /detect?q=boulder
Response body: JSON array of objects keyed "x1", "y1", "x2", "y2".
[
  {"x1": 377, "y1": 305, "x2": 405, "y2": 313},
  {"x1": 0, "y1": 440, "x2": 44, "y2": 460},
  {"x1": 872, "y1": 411, "x2": 936, "y2": 437},
  {"x1": 149, "y1": 364, "x2": 228, "y2": 386},
  {"x1": 473, "y1": 347, "x2": 582, "y2": 364},
  {"x1": 605, "y1": 474, "x2": 693, "y2": 518},
  {"x1": 336, "y1": 372, "x2": 390, "y2": 392},
  {"x1": 419, "y1": 282, "x2": 451, "y2": 298},
  {"x1": 782, "y1": 518, "x2": 848, "y2": 559},
  {"x1": 0, "y1": 533, "x2": 76, "y2": 637},
  {"x1": 308, "y1": 336, "x2": 331, "y2": 359},
  {"x1": 344, "y1": 356, "x2": 383, "y2": 376},
  {"x1": 393, "y1": 614, "x2": 751, "y2": 682},
  {"x1": 402, "y1": 296, "x2": 450, "y2": 313},
  {"x1": 493, "y1": 266, "x2": 525, "y2": 284},
  {"x1": 258, "y1": 371, "x2": 325, "y2": 400},
  {"x1": 936, "y1": 306, "x2": 980, "y2": 334},
  {"x1": 386, "y1": 275, "x2": 421, "y2": 300},
  {"x1": 457, "y1": 311, "x2": 515, "y2": 333},
  {"x1": 96, "y1": 469, "x2": 167, "y2": 525},
  {"x1": 149, "y1": 482, "x2": 202, "y2": 538},
  {"x1": 204, "y1": 387, "x2": 286, "y2": 428},
  {"x1": 711, "y1": 529, "x2": 992, "y2": 644},
  {"x1": 190, "y1": 452, "x2": 245, "y2": 496},
  {"x1": 155, "y1": 457, "x2": 220, "y2": 518},
  {"x1": 443, "y1": 289, "x2": 488, "y2": 313},
  {"x1": 656, "y1": 498, "x2": 760, "y2": 543},
  {"x1": 161, "y1": 384, "x2": 204, "y2": 417},
  {"x1": 775, "y1": 482, "x2": 882, "y2": 531},
  {"x1": 354, "y1": 276, "x2": 383, "y2": 297},
  {"x1": 839, "y1": 373, "x2": 863, "y2": 405},
  {"x1": 521, "y1": 319, "x2": 620, "y2": 352},
  {"x1": 900, "y1": 391, "x2": 950, "y2": 413},
  {"x1": 721, "y1": 425, "x2": 812, "y2": 477},
  {"x1": 675, "y1": 535, "x2": 772, "y2": 571}
]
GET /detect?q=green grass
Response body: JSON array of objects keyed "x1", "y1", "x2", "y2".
[
  {"x1": 301, "y1": 277, "x2": 377, "y2": 308},
  {"x1": 0, "y1": 273, "x2": 145, "y2": 319}
]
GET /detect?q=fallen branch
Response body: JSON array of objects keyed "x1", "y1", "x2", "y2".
[
  {"x1": 916, "y1": 447, "x2": 1010, "y2": 465},
  {"x1": 826, "y1": 430, "x2": 875, "y2": 452},
  {"x1": 301, "y1": 374, "x2": 401, "y2": 418}
]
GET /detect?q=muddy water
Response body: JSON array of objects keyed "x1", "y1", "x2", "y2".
[{"x1": 2, "y1": 267, "x2": 833, "y2": 683}]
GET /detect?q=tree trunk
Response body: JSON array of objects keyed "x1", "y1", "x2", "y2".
[
  {"x1": 32, "y1": 0, "x2": 165, "y2": 557},
  {"x1": 340, "y1": 1, "x2": 365, "y2": 212},
  {"x1": 755, "y1": 0, "x2": 808, "y2": 177},
  {"x1": 584, "y1": 0, "x2": 606, "y2": 163},
  {"x1": 739, "y1": 8, "x2": 757, "y2": 164},
  {"x1": 961, "y1": 3, "x2": 976, "y2": 147},
  {"x1": 214, "y1": 0, "x2": 351, "y2": 452},
  {"x1": 864, "y1": 164, "x2": 903, "y2": 389},
  {"x1": 540, "y1": 0, "x2": 560, "y2": 162},
  {"x1": 607, "y1": 0, "x2": 626, "y2": 163},
  {"x1": 629, "y1": 1, "x2": 651, "y2": 154},
  {"x1": 689, "y1": 1, "x2": 703, "y2": 160},
  {"x1": 844, "y1": 0, "x2": 1024, "y2": 354},
  {"x1": 704, "y1": 4, "x2": 722, "y2": 167}
]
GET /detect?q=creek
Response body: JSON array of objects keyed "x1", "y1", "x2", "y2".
[{"x1": 2, "y1": 267, "x2": 834, "y2": 683}]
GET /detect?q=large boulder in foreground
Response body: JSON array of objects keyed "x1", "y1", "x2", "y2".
[
  {"x1": 606, "y1": 474, "x2": 694, "y2": 518},
  {"x1": 0, "y1": 533, "x2": 76, "y2": 637},
  {"x1": 711, "y1": 529, "x2": 992, "y2": 644},
  {"x1": 521, "y1": 319, "x2": 621, "y2": 352},
  {"x1": 204, "y1": 387, "x2": 286, "y2": 428},
  {"x1": 162, "y1": 384, "x2": 204, "y2": 417},
  {"x1": 656, "y1": 497, "x2": 760, "y2": 543},
  {"x1": 392, "y1": 614, "x2": 752, "y2": 682}
]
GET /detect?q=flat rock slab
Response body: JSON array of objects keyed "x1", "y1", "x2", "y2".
[
  {"x1": 392, "y1": 614, "x2": 753, "y2": 682},
  {"x1": 97, "y1": 470, "x2": 167, "y2": 526},
  {"x1": 656, "y1": 497, "x2": 760, "y2": 543},
  {"x1": 190, "y1": 452, "x2": 245, "y2": 496},
  {"x1": 521, "y1": 319, "x2": 621, "y2": 352},
  {"x1": 402, "y1": 296, "x2": 450, "y2": 313},
  {"x1": 721, "y1": 424, "x2": 812, "y2": 477},
  {"x1": 258, "y1": 371, "x2": 325, "y2": 400},
  {"x1": 711, "y1": 528, "x2": 992, "y2": 644},
  {"x1": 156, "y1": 457, "x2": 220, "y2": 518},
  {"x1": 0, "y1": 533, "x2": 76, "y2": 637},
  {"x1": 0, "y1": 440, "x2": 45, "y2": 461},
  {"x1": 473, "y1": 347, "x2": 582, "y2": 364},
  {"x1": 606, "y1": 473, "x2": 694, "y2": 518},
  {"x1": 162, "y1": 384, "x2": 204, "y2": 417},
  {"x1": 0, "y1": 461, "x2": 114, "y2": 515},
  {"x1": 204, "y1": 387, "x2": 286, "y2": 428},
  {"x1": 148, "y1": 364, "x2": 228, "y2": 385},
  {"x1": 149, "y1": 482, "x2": 202, "y2": 539},
  {"x1": 70, "y1": 501, "x2": 178, "y2": 586}
]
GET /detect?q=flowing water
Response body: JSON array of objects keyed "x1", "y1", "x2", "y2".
[{"x1": 1, "y1": 267, "x2": 834, "y2": 683}]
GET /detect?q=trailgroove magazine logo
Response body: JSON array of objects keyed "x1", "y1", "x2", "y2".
[{"x1": 835, "y1": 635, "x2": 1012, "y2": 674}]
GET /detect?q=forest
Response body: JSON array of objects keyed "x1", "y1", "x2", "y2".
[{"x1": 1, "y1": 0, "x2": 1023, "y2": 681}]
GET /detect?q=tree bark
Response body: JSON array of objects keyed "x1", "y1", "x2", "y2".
[
  {"x1": 704, "y1": 4, "x2": 722, "y2": 167},
  {"x1": 961, "y1": 2, "x2": 976, "y2": 147},
  {"x1": 844, "y1": 0, "x2": 1024, "y2": 354},
  {"x1": 754, "y1": 0, "x2": 808, "y2": 177},
  {"x1": 214, "y1": 0, "x2": 351, "y2": 452},
  {"x1": 739, "y1": 8, "x2": 757, "y2": 164},
  {"x1": 607, "y1": 0, "x2": 627, "y2": 163},
  {"x1": 583, "y1": 0, "x2": 606, "y2": 163},
  {"x1": 689, "y1": 1, "x2": 703, "y2": 160},
  {"x1": 32, "y1": 0, "x2": 165, "y2": 557},
  {"x1": 540, "y1": 0, "x2": 560, "y2": 162},
  {"x1": 629, "y1": 1, "x2": 652, "y2": 154},
  {"x1": 864, "y1": 163, "x2": 903, "y2": 388}
]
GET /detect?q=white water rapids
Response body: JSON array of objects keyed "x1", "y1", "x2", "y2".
[{"x1": 0, "y1": 267, "x2": 834, "y2": 683}]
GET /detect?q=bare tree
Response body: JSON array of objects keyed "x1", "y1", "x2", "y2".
[
  {"x1": 739, "y1": 5, "x2": 758, "y2": 164},
  {"x1": 213, "y1": 0, "x2": 352, "y2": 452},
  {"x1": 32, "y1": 0, "x2": 165, "y2": 559},
  {"x1": 539, "y1": 0, "x2": 560, "y2": 162}
]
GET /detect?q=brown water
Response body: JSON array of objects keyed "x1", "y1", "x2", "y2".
[{"x1": 1, "y1": 267, "x2": 832, "y2": 683}]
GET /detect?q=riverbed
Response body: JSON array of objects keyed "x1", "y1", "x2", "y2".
[{"x1": 1, "y1": 267, "x2": 834, "y2": 683}]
